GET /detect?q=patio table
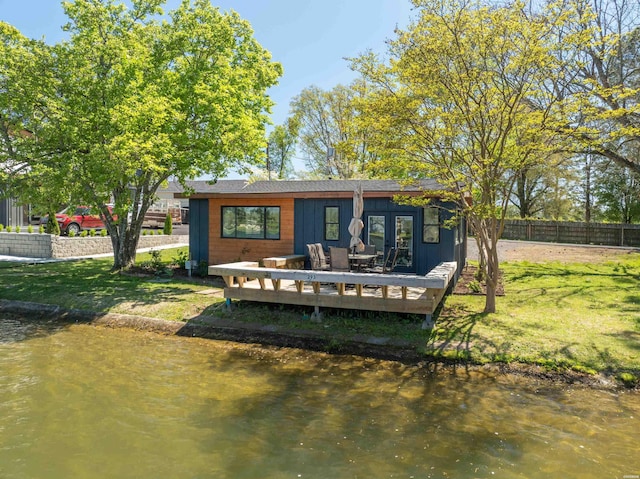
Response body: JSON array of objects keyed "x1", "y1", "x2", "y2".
[{"x1": 348, "y1": 253, "x2": 377, "y2": 271}]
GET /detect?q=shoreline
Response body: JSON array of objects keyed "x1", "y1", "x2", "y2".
[{"x1": 1, "y1": 298, "x2": 629, "y2": 392}]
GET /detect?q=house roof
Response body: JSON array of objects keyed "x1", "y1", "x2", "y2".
[{"x1": 178, "y1": 179, "x2": 448, "y2": 198}]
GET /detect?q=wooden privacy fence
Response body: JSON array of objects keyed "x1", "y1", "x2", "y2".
[{"x1": 501, "y1": 220, "x2": 640, "y2": 247}]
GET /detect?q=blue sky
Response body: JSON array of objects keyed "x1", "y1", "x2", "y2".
[{"x1": 1, "y1": 0, "x2": 416, "y2": 174}]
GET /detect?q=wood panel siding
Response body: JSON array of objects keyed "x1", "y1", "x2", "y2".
[{"x1": 208, "y1": 198, "x2": 296, "y2": 265}]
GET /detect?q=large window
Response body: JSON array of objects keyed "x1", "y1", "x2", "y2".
[
  {"x1": 423, "y1": 206, "x2": 440, "y2": 243},
  {"x1": 222, "y1": 206, "x2": 280, "y2": 240},
  {"x1": 325, "y1": 206, "x2": 340, "y2": 241}
]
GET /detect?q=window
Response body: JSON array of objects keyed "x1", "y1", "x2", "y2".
[
  {"x1": 325, "y1": 206, "x2": 340, "y2": 241},
  {"x1": 423, "y1": 206, "x2": 439, "y2": 243},
  {"x1": 221, "y1": 206, "x2": 280, "y2": 240}
]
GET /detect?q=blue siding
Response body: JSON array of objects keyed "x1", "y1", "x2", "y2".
[
  {"x1": 188, "y1": 199, "x2": 209, "y2": 264},
  {"x1": 294, "y1": 197, "x2": 467, "y2": 276}
]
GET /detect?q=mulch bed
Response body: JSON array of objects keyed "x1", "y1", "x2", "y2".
[{"x1": 453, "y1": 264, "x2": 504, "y2": 296}]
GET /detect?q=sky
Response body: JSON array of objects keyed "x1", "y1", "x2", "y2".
[{"x1": 0, "y1": 0, "x2": 417, "y2": 174}]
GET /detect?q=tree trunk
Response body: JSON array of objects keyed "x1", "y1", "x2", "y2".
[
  {"x1": 484, "y1": 245, "x2": 500, "y2": 314},
  {"x1": 470, "y1": 216, "x2": 500, "y2": 314},
  {"x1": 110, "y1": 223, "x2": 140, "y2": 271}
]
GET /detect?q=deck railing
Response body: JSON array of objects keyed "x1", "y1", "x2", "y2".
[{"x1": 208, "y1": 261, "x2": 457, "y2": 329}]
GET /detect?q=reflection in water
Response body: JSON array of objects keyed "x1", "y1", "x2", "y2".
[{"x1": 0, "y1": 315, "x2": 639, "y2": 479}]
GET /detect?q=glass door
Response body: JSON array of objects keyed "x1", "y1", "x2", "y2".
[
  {"x1": 366, "y1": 213, "x2": 416, "y2": 272},
  {"x1": 367, "y1": 215, "x2": 385, "y2": 261},
  {"x1": 395, "y1": 215, "x2": 414, "y2": 269}
]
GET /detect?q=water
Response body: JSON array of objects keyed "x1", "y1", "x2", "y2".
[{"x1": 1, "y1": 315, "x2": 638, "y2": 479}]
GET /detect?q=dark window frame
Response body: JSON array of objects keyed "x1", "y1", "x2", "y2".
[
  {"x1": 422, "y1": 206, "x2": 440, "y2": 244},
  {"x1": 324, "y1": 206, "x2": 340, "y2": 241},
  {"x1": 221, "y1": 205, "x2": 281, "y2": 240}
]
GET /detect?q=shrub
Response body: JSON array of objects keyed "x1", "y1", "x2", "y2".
[
  {"x1": 15, "y1": 225, "x2": 20, "y2": 233},
  {"x1": 0, "y1": 224, "x2": 4, "y2": 232},
  {"x1": 27, "y1": 225, "x2": 34, "y2": 234},
  {"x1": 163, "y1": 212, "x2": 173, "y2": 235},
  {"x1": 89, "y1": 229, "x2": 96, "y2": 237},
  {"x1": 142, "y1": 230, "x2": 147, "y2": 236},
  {"x1": 140, "y1": 249, "x2": 172, "y2": 277},
  {"x1": 68, "y1": 229, "x2": 76, "y2": 237},
  {"x1": 80, "y1": 230, "x2": 88, "y2": 237},
  {"x1": 6, "y1": 226, "x2": 12, "y2": 233},
  {"x1": 39, "y1": 225, "x2": 45, "y2": 234},
  {"x1": 468, "y1": 280, "x2": 482, "y2": 293},
  {"x1": 45, "y1": 213, "x2": 61, "y2": 235},
  {"x1": 171, "y1": 249, "x2": 189, "y2": 269},
  {"x1": 100, "y1": 229, "x2": 108, "y2": 237},
  {"x1": 196, "y1": 260, "x2": 209, "y2": 277}
]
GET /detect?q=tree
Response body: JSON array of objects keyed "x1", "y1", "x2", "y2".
[
  {"x1": 593, "y1": 159, "x2": 640, "y2": 223},
  {"x1": 289, "y1": 82, "x2": 377, "y2": 179},
  {"x1": 265, "y1": 116, "x2": 299, "y2": 180},
  {"x1": 352, "y1": 0, "x2": 558, "y2": 313},
  {"x1": 3, "y1": 0, "x2": 281, "y2": 270},
  {"x1": 548, "y1": 0, "x2": 640, "y2": 175}
]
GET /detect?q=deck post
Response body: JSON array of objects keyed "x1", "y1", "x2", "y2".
[
  {"x1": 311, "y1": 305, "x2": 323, "y2": 322},
  {"x1": 422, "y1": 314, "x2": 434, "y2": 330}
]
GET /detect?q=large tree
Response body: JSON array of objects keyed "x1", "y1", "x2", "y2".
[
  {"x1": 548, "y1": 0, "x2": 640, "y2": 175},
  {"x1": 289, "y1": 82, "x2": 377, "y2": 179},
  {"x1": 265, "y1": 116, "x2": 299, "y2": 180},
  {"x1": 352, "y1": 0, "x2": 558, "y2": 313},
  {"x1": 2, "y1": 0, "x2": 281, "y2": 270}
]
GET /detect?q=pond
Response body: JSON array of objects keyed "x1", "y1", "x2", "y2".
[{"x1": 1, "y1": 315, "x2": 639, "y2": 478}]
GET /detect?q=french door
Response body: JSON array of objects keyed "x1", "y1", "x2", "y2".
[{"x1": 365, "y1": 213, "x2": 415, "y2": 273}]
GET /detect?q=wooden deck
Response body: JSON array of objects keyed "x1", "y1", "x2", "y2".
[{"x1": 208, "y1": 261, "x2": 457, "y2": 329}]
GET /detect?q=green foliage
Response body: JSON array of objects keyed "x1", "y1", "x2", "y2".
[
  {"x1": 89, "y1": 229, "x2": 96, "y2": 237},
  {"x1": 27, "y1": 225, "x2": 33, "y2": 233},
  {"x1": 140, "y1": 249, "x2": 172, "y2": 277},
  {"x1": 617, "y1": 372, "x2": 638, "y2": 387},
  {"x1": 163, "y1": 213, "x2": 173, "y2": 236},
  {"x1": 290, "y1": 81, "x2": 376, "y2": 179},
  {"x1": 2, "y1": 0, "x2": 282, "y2": 271},
  {"x1": 14, "y1": 225, "x2": 20, "y2": 233},
  {"x1": 351, "y1": 0, "x2": 558, "y2": 312},
  {"x1": 195, "y1": 260, "x2": 209, "y2": 277},
  {"x1": 467, "y1": 280, "x2": 482, "y2": 293},
  {"x1": 100, "y1": 228, "x2": 107, "y2": 237},
  {"x1": 45, "y1": 213, "x2": 60, "y2": 236},
  {"x1": 171, "y1": 249, "x2": 189, "y2": 269},
  {"x1": 38, "y1": 225, "x2": 45, "y2": 234},
  {"x1": 68, "y1": 229, "x2": 76, "y2": 237},
  {"x1": 6, "y1": 226, "x2": 12, "y2": 233},
  {"x1": 264, "y1": 117, "x2": 299, "y2": 179},
  {"x1": 0, "y1": 224, "x2": 3, "y2": 232}
]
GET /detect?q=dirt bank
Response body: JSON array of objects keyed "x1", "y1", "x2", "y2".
[{"x1": 1, "y1": 298, "x2": 629, "y2": 391}]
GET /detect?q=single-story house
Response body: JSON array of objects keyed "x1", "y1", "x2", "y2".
[{"x1": 181, "y1": 179, "x2": 467, "y2": 282}]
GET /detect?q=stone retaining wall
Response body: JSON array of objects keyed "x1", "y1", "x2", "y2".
[{"x1": 0, "y1": 232, "x2": 188, "y2": 258}]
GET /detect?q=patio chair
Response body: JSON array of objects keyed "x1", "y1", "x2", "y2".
[
  {"x1": 329, "y1": 246, "x2": 351, "y2": 272},
  {"x1": 307, "y1": 243, "x2": 330, "y2": 271},
  {"x1": 362, "y1": 244, "x2": 377, "y2": 268},
  {"x1": 364, "y1": 247, "x2": 399, "y2": 274},
  {"x1": 315, "y1": 243, "x2": 331, "y2": 269}
]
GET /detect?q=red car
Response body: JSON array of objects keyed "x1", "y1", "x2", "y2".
[{"x1": 42, "y1": 206, "x2": 115, "y2": 235}]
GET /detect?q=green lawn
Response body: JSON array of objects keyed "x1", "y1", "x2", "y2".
[
  {"x1": 1, "y1": 247, "x2": 639, "y2": 382},
  {"x1": 433, "y1": 257, "x2": 640, "y2": 378}
]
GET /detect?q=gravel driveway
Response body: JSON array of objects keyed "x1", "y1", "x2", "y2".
[{"x1": 466, "y1": 238, "x2": 638, "y2": 263}]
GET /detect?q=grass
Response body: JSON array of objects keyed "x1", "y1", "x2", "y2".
[
  {"x1": 433, "y1": 257, "x2": 640, "y2": 378},
  {"x1": 1, "y1": 246, "x2": 639, "y2": 381}
]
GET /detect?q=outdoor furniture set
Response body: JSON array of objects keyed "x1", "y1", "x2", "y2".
[{"x1": 306, "y1": 243, "x2": 399, "y2": 274}]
